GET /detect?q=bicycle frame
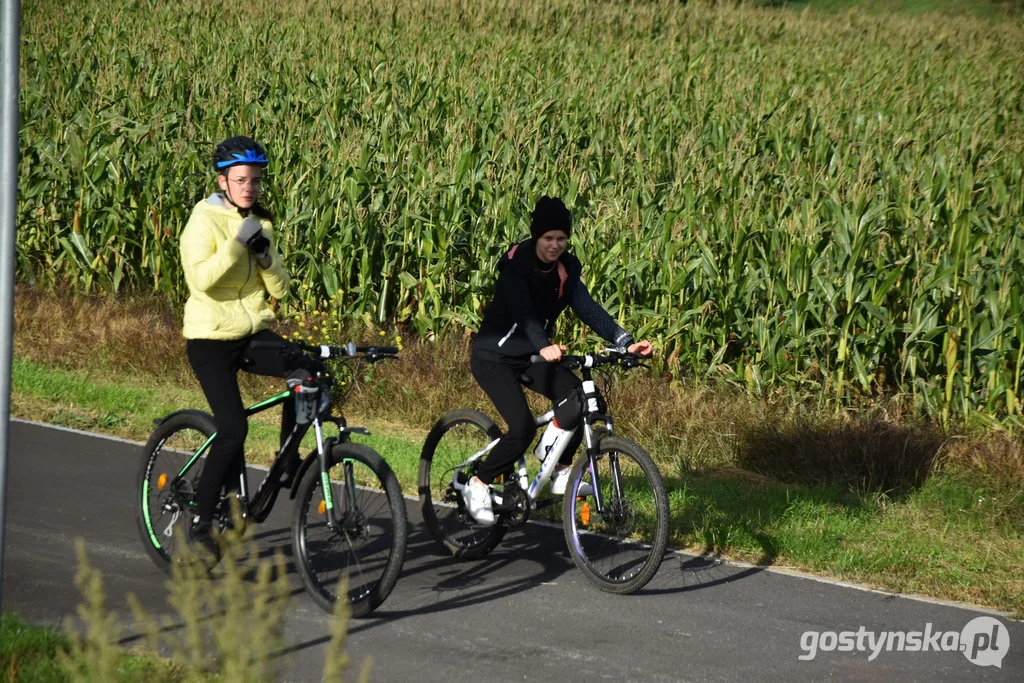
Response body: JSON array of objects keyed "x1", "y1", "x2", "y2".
[
  {"x1": 164, "y1": 387, "x2": 365, "y2": 532},
  {"x1": 451, "y1": 368, "x2": 616, "y2": 514}
]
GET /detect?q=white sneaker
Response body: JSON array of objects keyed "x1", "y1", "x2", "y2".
[
  {"x1": 462, "y1": 476, "x2": 495, "y2": 526},
  {"x1": 551, "y1": 468, "x2": 594, "y2": 497}
]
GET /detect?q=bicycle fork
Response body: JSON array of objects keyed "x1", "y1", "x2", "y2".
[
  {"x1": 314, "y1": 416, "x2": 370, "y2": 533},
  {"x1": 313, "y1": 417, "x2": 346, "y2": 531}
]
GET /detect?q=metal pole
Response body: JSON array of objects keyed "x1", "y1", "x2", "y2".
[{"x1": 0, "y1": 0, "x2": 22, "y2": 613}]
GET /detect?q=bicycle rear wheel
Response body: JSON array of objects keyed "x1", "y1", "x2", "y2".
[
  {"x1": 292, "y1": 442, "x2": 408, "y2": 616},
  {"x1": 136, "y1": 411, "x2": 216, "y2": 572},
  {"x1": 418, "y1": 409, "x2": 507, "y2": 559},
  {"x1": 562, "y1": 436, "x2": 670, "y2": 594}
]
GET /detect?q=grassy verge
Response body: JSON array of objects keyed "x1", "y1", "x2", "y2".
[
  {"x1": 1, "y1": 611, "x2": 193, "y2": 682},
  {"x1": 2, "y1": 613, "x2": 72, "y2": 683}
]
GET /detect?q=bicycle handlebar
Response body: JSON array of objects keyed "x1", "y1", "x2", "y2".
[
  {"x1": 249, "y1": 339, "x2": 400, "y2": 362},
  {"x1": 529, "y1": 349, "x2": 649, "y2": 370}
]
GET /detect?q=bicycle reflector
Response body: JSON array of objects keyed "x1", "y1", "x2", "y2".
[
  {"x1": 318, "y1": 500, "x2": 326, "y2": 515},
  {"x1": 579, "y1": 501, "x2": 591, "y2": 526},
  {"x1": 157, "y1": 473, "x2": 167, "y2": 490}
]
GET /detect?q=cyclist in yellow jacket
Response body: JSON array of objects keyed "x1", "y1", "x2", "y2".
[{"x1": 180, "y1": 136, "x2": 304, "y2": 560}]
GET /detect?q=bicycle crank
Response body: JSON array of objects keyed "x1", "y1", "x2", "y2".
[{"x1": 493, "y1": 484, "x2": 530, "y2": 528}]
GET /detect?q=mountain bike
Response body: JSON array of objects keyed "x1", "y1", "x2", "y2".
[
  {"x1": 135, "y1": 339, "x2": 407, "y2": 617},
  {"x1": 419, "y1": 350, "x2": 670, "y2": 594}
]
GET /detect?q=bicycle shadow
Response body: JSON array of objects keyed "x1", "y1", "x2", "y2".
[{"x1": 117, "y1": 520, "x2": 768, "y2": 666}]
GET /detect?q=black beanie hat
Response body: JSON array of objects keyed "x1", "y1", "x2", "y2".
[{"x1": 530, "y1": 196, "x2": 571, "y2": 240}]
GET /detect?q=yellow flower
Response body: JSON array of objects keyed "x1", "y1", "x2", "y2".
[{"x1": 379, "y1": 330, "x2": 385, "y2": 336}]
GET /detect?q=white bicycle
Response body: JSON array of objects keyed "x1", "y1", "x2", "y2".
[{"x1": 418, "y1": 350, "x2": 670, "y2": 594}]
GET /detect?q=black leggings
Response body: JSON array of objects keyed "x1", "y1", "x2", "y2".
[
  {"x1": 470, "y1": 353, "x2": 583, "y2": 485},
  {"x1": 186, "y1": 329, "x2": 304, "y2": 525}
]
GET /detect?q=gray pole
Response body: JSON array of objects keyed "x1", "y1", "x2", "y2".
[{"x1": 0, "y1": 0, "x2": 22, "y2": 613}]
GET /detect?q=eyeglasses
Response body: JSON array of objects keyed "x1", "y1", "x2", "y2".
[{"x1": 228, "y1": 176, "x2": 263, "y2": 187}]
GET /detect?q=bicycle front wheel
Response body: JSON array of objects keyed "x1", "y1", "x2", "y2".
[
  {"x1": 136, "y1": 411, "x2": 216, "y2": 572},
  {"x1": 562, "y1": 436, "x2": 670, "y2": 594},
  {"x1": 292, "y1": 442, "x2": 408, "y2": 617},
  {"x1": 418, "y1": 409, "x2": 507, "y2": 559}
]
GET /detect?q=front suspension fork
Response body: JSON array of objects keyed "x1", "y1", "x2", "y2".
[{"x1": 315, "y1": 419, "x2": 361, "y2": 532}]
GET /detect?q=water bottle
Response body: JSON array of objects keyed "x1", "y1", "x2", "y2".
[{"x1": 534, "y1": 421, "x2": 575, "y2": 463}]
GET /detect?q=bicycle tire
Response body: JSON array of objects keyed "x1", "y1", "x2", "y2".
[
  {"x1": 418, "y1": 409, "x2": 507, "y2": 559},
  {"x1": 562, "y1": 436, "x2": 670, "y2": 594},
  {"x1": 292, "y1": 442, "x2": 408, "y2": 617},
  {"x1": 135, "y1": 410, "x2": 216, "y2": 572}
]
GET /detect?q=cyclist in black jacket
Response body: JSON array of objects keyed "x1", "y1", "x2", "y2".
[{"x1": 465, "y1": 196, "x2": 652, "y2": 525}]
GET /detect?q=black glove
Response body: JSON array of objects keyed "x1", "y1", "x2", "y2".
[{"x1": 249, "y1": 234, "x2": 270, "y2": 260}]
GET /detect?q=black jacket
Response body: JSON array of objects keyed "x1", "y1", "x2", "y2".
[{"x1": 472, "y1": 239, "x2": 632, "y2": 364}]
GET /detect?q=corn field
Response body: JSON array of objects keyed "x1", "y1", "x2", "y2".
[{"x1": 16, "y1": 0, "x2": 1024, "y2": 422}]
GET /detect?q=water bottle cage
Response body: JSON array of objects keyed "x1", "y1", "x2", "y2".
[{"x1": 292, "y1": 382, "x2": 321, "y2": 424}]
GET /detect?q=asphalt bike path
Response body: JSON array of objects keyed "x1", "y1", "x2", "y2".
[{"x1": 3, "y1": 421, "x2": 1021, "y2": 681}]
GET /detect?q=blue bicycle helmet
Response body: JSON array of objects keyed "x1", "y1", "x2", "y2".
[{"x1": 212, "y1": 136, "x2": 268, "y2": 172}]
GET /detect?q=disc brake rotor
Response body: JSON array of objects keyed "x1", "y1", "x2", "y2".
[{"x1": 603, "y1": 497, "x2": 636, "y2": 534}]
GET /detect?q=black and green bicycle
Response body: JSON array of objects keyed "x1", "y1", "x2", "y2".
[{"x1": 134, "y1": 339, "x2": 407, "y2": 617}]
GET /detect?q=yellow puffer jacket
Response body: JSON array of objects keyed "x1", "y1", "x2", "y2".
[{"x1": 180, "y1": 194, "x2": 290, "y2": 340}]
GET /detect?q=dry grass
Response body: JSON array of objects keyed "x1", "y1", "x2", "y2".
[
  {"x1": 14, "y1": 285, "x2": 191, "y2": 385},
  {"x1": 14, "y1": 286, "x2": 1024, "y2": 493},
  {"x1": 735, "y1": 413, "x2": 946, "y2": 495}
]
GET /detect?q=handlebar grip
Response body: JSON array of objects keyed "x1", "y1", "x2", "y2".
[{"x1": 369, "y1": 345, "x2": 400, "y2": 355}]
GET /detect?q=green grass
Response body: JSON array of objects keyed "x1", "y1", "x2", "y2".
[
  {"x1": 12, "y1": 357, "x2": 1023, "y2": 615},
  {"x1": 1, "y1": 613, "x2": 68, "y2": 683},
  {"x1": 10, "y1": 355, "x2": 424, "y2": 482},
  {"x1": 672, "y1": 469, "x2": 1023, "y2": 614},
  {"x1": 0, "y1": 612, "x2": 193, "y2": 683}
]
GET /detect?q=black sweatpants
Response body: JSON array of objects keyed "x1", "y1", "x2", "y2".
[
  {"x1": 186, "y1": 328, "x2": 305, "y2": 526},
  {"x1": 470, "y1": 352, "x2": 584, "y2": 485}
]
